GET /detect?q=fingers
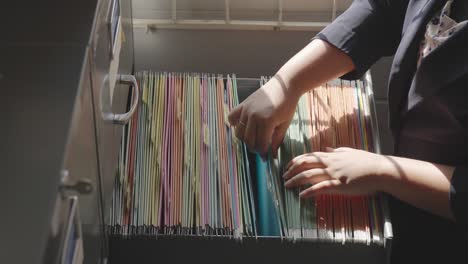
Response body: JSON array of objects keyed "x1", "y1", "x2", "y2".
[
  {"x1": 256, "y1": 122, "x2": 275, "y2": 156},
  {"x1": 229, "y1": 98, "x2": 271, "y2": 153},
  {"x1": 282, "y1": 154, "x2": 326, "y2": 180},
  {"x1": 299, "y1": 179, "x2": 342, "y2": 198},
  {"x1": 243, "y1": 115, "x2": 257, "y2": 151},
  {"x1": 333, "y1": 147, "x2": 352, "y2": 152},
  {"x1": 230, "y1": 103, "x2": 275, "y2": 155},
  {"x1": 325, "y1": 147, "x2": 335, "y2": 152},
  {"x1": 228, "y1": 104, "x2": 242, "y2": 126},
  {"x1": 286, "y1": 152, "x2": 328, "y2": 171},
  {"x1": 234, "y1": 110, "x2": 248, "y2": 143},
  {"x1": 271, "y1": 122, "x2": 289, "y2": 157},
  {"x1": 325, "y1": 147, "x2": 355, "y2": 153},
  {"x1": 284, "y1": 168, "x2": 330, "y2": 188}
]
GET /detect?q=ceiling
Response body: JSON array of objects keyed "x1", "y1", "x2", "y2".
[{"x1": 133, "y1": 0, "x2": 353, "y2": 22}]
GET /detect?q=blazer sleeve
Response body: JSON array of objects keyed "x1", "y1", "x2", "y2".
[
  {"x1": 450, "y1": 166, "x2": 468, "y2": 228},
  {"x1": 314, "y1": 0, "x2": 408, "y2": 80}
]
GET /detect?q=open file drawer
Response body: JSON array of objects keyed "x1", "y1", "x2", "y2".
[{"x1": 106, "y1": 75, "x2": 393, "y2": 264}]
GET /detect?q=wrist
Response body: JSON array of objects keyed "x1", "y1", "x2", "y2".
[
  {"x1": 373, "y1": 154, "x2": 399, "y2": 193},
  {"x1": 272, "y1": 74, "x2": 304, "y2": 101}
]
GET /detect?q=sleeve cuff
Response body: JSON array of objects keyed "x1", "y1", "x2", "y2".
[
  {"x1": 312, "y1": 34, "x2": 364, "y2": 81},
  {"x1": 450, "y1": 166, "x2": 468, "y2": 226},
  {"x1": 310, "y1": 0, "x2": 404, "y2": 81}
]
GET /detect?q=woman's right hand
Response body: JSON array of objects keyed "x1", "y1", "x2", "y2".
[
  {"x1": 228, "y1": 39, "x2": 355, "y2": 156},
  {"x1": 228, "y1": 75, "x2": 301, "y2": 156}
]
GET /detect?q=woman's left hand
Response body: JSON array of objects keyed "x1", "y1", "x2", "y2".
[{"x1": 283, "y1": 147, "x2": 385, "y2": 198}]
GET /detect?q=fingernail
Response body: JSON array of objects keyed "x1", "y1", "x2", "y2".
[{"x1": 284, "y1": 180, "x2": 292, "y2": 188}]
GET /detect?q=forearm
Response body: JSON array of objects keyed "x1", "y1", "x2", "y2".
[
  {"x1": 275, "y1": 39, "x2": 355, "y2": 97},
  {"x1": 377, "y1": 155, "x2": 455, "y2": 220}
]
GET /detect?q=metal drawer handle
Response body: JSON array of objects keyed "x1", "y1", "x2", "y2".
[
  {"x1": 102, "y1": 74, "x2": 140, "y2": 125},
  {"x1": 113, "y1": 74, "x2": 140, "y2": 124}
]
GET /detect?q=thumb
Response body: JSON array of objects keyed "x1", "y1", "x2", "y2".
[
  {"x1": 228, "y1": 104, "x2": 243, "y2": 126},
  {"x1": 271, "y1": 122, "x2": 289, "y2": 157}
]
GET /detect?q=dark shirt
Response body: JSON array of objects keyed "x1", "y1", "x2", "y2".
[{"x1": 315, "y1": 0, "x2": 468, "y2": 263}]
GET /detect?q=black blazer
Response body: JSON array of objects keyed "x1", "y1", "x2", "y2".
[{"x1": 316, "y1": 0, "x2": 468, "y2": 262}]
